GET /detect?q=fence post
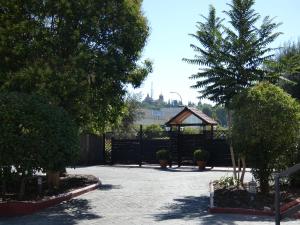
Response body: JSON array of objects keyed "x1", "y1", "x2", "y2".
[
  {"x1": 86, "y1": 134, "x2": 90, "y2": 165},
  {"x1": 102, "y1": 133, "x2": 106, "y2": 164},
  {"x1": 275, "y1": 175, "x2": 280, "y2": 225},
  {"x1": 139, "y1": 125, "x2": 143, "y2": 167},
  {"x1": 177, "y1": 125, "x2": 182, "y2": 167},
  {"x1": 169, "y1": 132, "x2": 172, "y2": 168},
  {"x1": 111, "y1": 137, "x2": 115, "y2": 165}
]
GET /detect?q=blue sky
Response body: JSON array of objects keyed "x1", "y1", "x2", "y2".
[{"x1": 130, "y1": 0, "x2": 300, "y2": 105}]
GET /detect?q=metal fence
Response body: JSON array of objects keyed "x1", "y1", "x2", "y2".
[
  {"x1": 110, "y1": 126, "x2": 231, "y2": 167},
  {"x1": 78, "y1": 134, "x2": 105, "y2": 165}
]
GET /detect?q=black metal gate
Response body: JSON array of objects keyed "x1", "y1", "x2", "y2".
[{"x1": 110, "y1": 130, "x2": 231, "y2": 167}]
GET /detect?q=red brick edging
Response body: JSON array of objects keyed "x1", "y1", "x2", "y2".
[
  {"x1": 209, "y1": 207, "x2": 274, "y2": 216},
  {"x1": 209, "y1": 197, "x2": 300, "y2": 219},
  {"x1": 280, "y1": 198, "x2": 300, "y2": 219},
  {"x1": 0, "y1": 180, "x2": 101, "y2": 217}
]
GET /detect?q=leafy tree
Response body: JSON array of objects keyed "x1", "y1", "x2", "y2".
[
  {"x1": 232, "y1": 83, "x2": 300, "y2": 193},
  {"x1": 266, "y1": 40, "x2": 300, "y2": 100},
  {"x1": 214, "y1": 106, "x2": 227, "y2": 127},
  {"x1": 183, "y1": 0, "x2": 281, "y2": 179},
  {"x1": 202, "y1": 105, "x2": 213, "y2": 118},
  {"x1": 0, "y1": 92, "x2": 79, "y2": 198},
  {"x1": 112, "y1": 93, "x2": 144, "y2": 138},
  {"x1": 197, "y1": 102, "x2": 227, "y2": 127},
  {"x1": 0, "y1": 0, "x2": 151, "y2": 132}
]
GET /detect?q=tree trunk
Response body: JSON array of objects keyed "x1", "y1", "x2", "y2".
[
  {"x1": 18, "y1": 177, "x2": 26, "y2": 200},
  {"x1": 1, "y1": 180, "x2": 6, "y2": 196},
  {"x1": 240, "y1": 156, "x2": 246, "y2": 186},
  {"x1": 260, "y1": 178, "x2": 270, "y2": 194},
  {"x1": 47, "y1": 171, "x2": 60, "y2": 189},
  {"x1": 1, "y1": 166, "x2": 9, "y2": 196},
  {"x1": 227, "y1": 110, "x2": 237, "y2": 179}
]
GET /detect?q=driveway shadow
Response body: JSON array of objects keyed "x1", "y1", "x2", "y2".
[
  {"x1": 0, "y1": 199, "x2": 101, "y2": 225},
  {"x1": 96, "y1": 164, "x2": 234, "y2": 173},
  {"x1": 153, "y1": 195, "x2": 276, "y2": 225},
  {"x1": 154, "y1": 195, "x2": 210, "y2": 221},
  {"x1": 99, "y1": 184, "x2": 122, "y2": 191}
]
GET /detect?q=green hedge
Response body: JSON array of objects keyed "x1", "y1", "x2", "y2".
[{"x1": 0, "y1": 92, "x2": 79, "y2": 191}]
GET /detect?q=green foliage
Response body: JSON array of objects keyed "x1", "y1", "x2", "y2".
[
  {"x1": 156, "y1": 149, "x2": 170, "y2": 161},
  {"x1": 232, "y1": 82, "x2": 300, "y2": 193},
  {"x1": 290, "y1": 171, "x2": 300, "y2": 187},
  {"x1": 197, "y1": 102, "x2": 228, "y2": 127},
  {"x1": 215, "y1": 176, "x2": 238, "y2": 188},
  {"x1": 202, "y1": 106, "x2": 213, "y2": 118},
  {"x1": 266, "y1": 40, "x2": 300, "y2": 100},
  {"x1": 143, "y1": 124, "x2": 164, "y2": 139},
  {"x1": 182, "y1": 127, "x2": 200, "y2": 134},
  {"x1": 193, "y1": 149, "x2": 209, "y2": 161},
  {"x1": 112, "y1": 94, "x2": 143, "y2": 137},
  {"x1": 183, "y1": 0, "x2": 281, "y2": 107},
  {"x1": 0, "y1": 92, "x2": 79, "y2": 178},
  {"x1": 0, "y1": 0, "x2": 150, "y2": 132}
]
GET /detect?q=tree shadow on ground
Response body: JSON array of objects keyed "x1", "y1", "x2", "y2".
[
  {"x1": 0, "y1": 199, "x2": 101, "y2": 225},
  {"x1": 98, "y1": 164, "x2": 235, "y2": 173},
  {"x1": 99, "y1": 184, "x2": 122, "y2": 191},
  {"x1": 153, "y1": 167, "x2": 211, "y2": 172},
  {"x1": 154, "y1": 195, "x2": 210, "y2": 221},
  {"x1": 153, "y1": 195, "x2": 276, "y2": 225}
]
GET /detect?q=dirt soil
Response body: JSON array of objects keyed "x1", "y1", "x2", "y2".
[
  {"x1": 214, "y1": 183, "x2": 300, "y2": 211},
  {"x1": 0, "y1": 174, "x2": 99, "y2": 202}
]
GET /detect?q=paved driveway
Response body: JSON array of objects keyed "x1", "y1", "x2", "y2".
[{"x1": 0, "y1": 165, "x2": 298, "y2": 225}]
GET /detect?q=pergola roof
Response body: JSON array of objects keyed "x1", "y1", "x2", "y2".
[{"x1": 165, "y1": 106, "x2": 218, "y2": 126}]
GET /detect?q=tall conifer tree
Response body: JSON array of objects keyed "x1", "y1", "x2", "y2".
[{"x1": 184, "y1": 0, "x2": 281, "y2": 179}]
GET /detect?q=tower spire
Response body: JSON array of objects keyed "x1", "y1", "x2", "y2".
[{"x1": 151, "y1": 82, "x2": 154, "y2": 99}]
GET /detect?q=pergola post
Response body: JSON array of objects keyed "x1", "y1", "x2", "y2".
[{"x1": 177, "y1": 125, "x2": 182, "y2": 167}]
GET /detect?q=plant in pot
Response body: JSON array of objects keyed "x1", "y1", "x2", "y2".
[
  {"x1": 156, "y1": 149, "x2": 170, "y2": 169},
  {"x1": 194, "y1": 149, "x2": 209, "y2": 170}
]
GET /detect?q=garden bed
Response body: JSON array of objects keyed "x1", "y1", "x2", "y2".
[
  {"x1": 210, "y1": 181, "x2": 300, "y2": 218},
  {"x1": 0, "y1": 174, "x2": 99, "y2": 202},
  {"x1": 0, "y1": 174, "x2": 101, "y2": 216}
]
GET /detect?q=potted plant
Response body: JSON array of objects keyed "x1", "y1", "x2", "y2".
[
  {"x1": 194, "y1": 149, "x2": 209, "y2": 170},
  {"x1": 156, "y1": 149, "x2": 170, "y2": 168}
]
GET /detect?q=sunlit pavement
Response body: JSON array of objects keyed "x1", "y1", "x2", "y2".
[{"x1": 1, "y1": 165, "x2": 298, "y2": 225}]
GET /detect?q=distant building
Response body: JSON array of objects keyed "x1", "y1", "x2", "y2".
[
  {"x1": 143, "y1": 94, "x2": 153, "y2": 104},
  {"x1": 135, "y1": 107, "x2": 203, "y2": 125},
  {"x1": 158, "y1": 93, "x2": 164, "y2": 103}
]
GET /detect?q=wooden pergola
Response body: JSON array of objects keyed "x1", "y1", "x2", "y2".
[{"x1": 165, "y1": 106, "x2": 218, "y2": 137}]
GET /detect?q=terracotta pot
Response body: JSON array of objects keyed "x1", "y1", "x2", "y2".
[
  {"x1": 159, "y1": 160, "x2": 168, "y2": 168},
  {"x1": 196, "y1": 160, "x2": 206, "y2": 170}
]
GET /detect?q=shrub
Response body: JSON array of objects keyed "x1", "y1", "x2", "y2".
[
  {"x1": 232, "y1": 82, "x2": 300, "y2": 193},
  {"x1": 144, "y1": 124, "x2": 164, "y2": 138},
  {"x1": 156, "y1": 149, "x2": 170, "y2": 161},
  {"x1": 182, "y1": 127, "x2": 199, "y2": 134},
  {"x1": 0, "y1": 92, "x2": 79, "y2": 197},
  {"x1": 215, "y1": 176, "x2": 238, "y2": 188},
  {"x1": 194, "y1": 149, "x2": 209, "y2": 161}
]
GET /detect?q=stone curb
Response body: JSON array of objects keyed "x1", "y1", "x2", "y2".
[{"x1": 0, "y1": 180, "x2": 101, "y2": 217}]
